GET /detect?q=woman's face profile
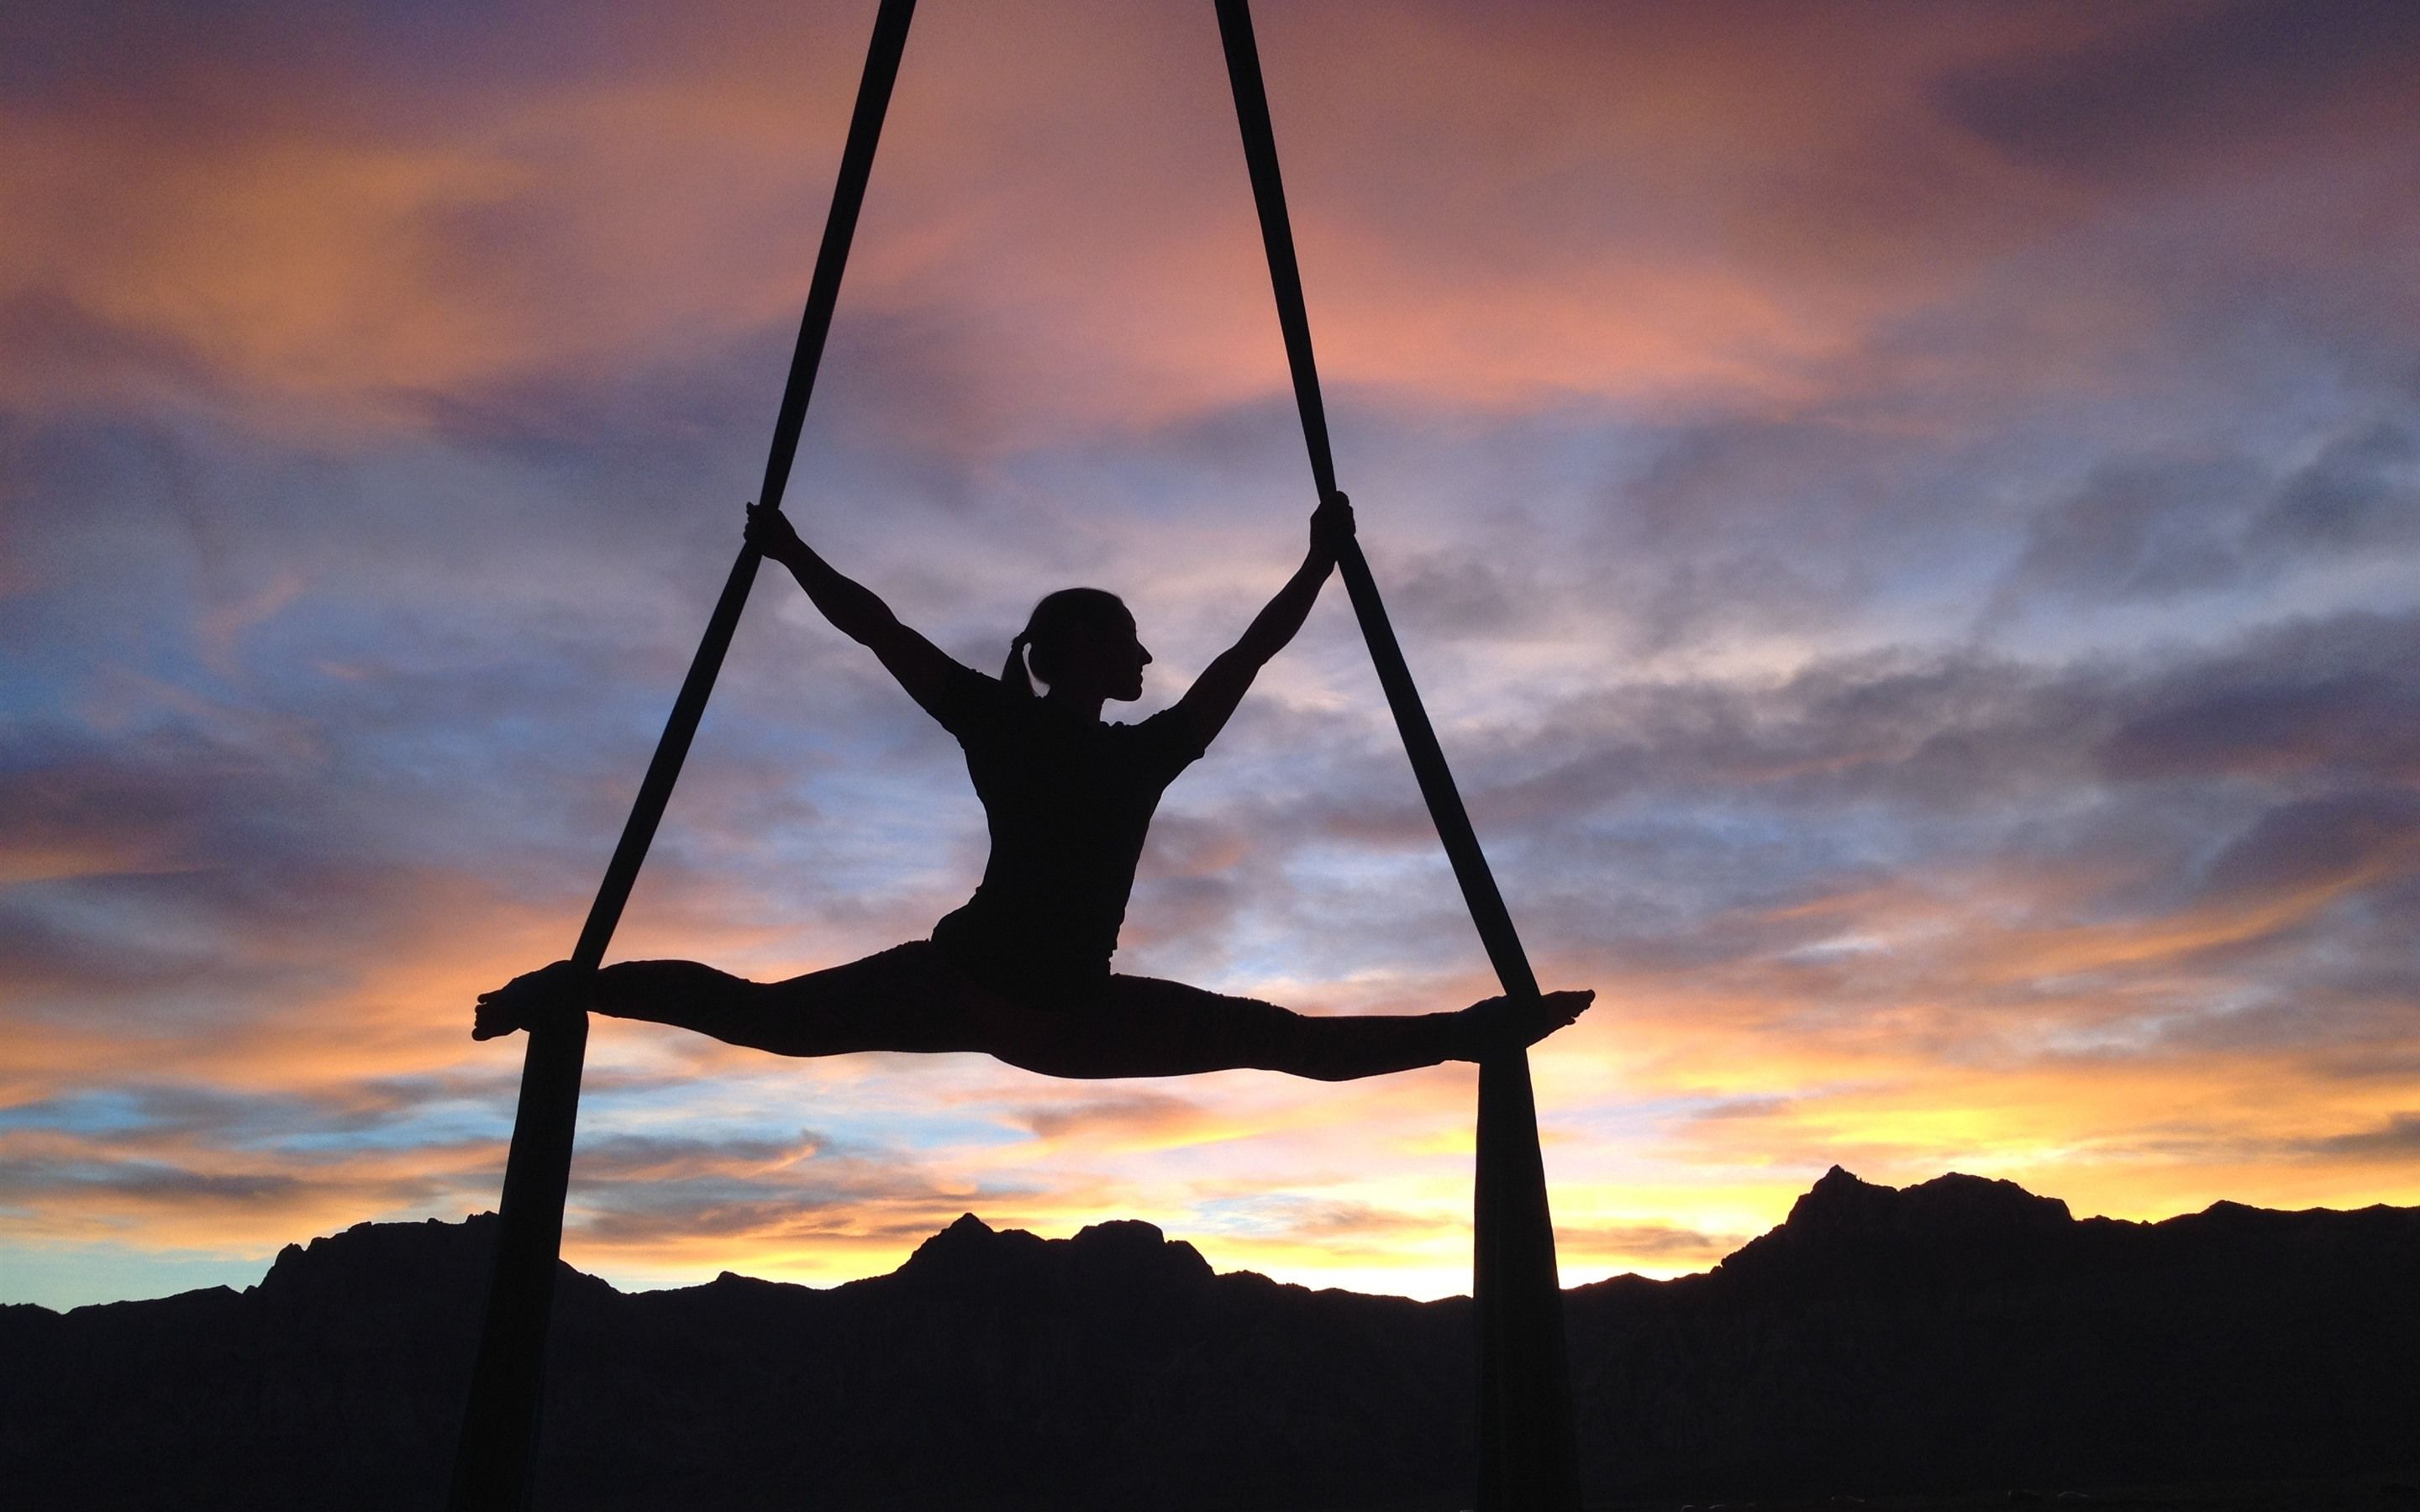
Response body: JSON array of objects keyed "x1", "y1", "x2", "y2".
[{"x1": 1054, "y1": 612, "x2": 1151, "y2": 701}]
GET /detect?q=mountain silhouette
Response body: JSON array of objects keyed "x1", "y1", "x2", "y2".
[{"x1": 5, "y1": 1168, "x2": 2414, "y2": 1509}]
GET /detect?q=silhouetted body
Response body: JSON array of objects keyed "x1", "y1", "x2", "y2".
[
  {"x1": 928, "y1": 659, "x2": 1201, "y2": 1008},
  {"x1": 478, "y1": 496, "x2": 1589, "y2": 1079}
]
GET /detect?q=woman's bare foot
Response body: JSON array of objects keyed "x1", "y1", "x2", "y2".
[
  {"x1": 472, "y1": 959, "x2": 590, "y2": 1041},
  {"x1": 1457, "y1": 988, "x2": 1593, "y2": 1059}
]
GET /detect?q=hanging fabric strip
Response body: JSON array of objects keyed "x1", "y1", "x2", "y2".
[
  {"x1": 443, "y1": 3, "x2": 919, "y2": 1507},
  {"x1": 1209, "y1": 3, "x2": 1583, "y2": 1508}
]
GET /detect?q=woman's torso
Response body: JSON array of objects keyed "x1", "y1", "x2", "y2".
[{"x1": 924, "y1": 668, "x2": 1204, "y2": 1008}]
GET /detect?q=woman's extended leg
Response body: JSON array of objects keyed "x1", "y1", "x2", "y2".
[
  {"x1": 992, "y1": 976, "x2": 1593, "y2": 1081},
  {"x1": 474, "y1": 942, "x2": 1065, "y2": 1059}
]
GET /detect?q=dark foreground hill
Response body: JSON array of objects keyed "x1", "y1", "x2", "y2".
[{"x1": 4, "y1": 1168, "x2": 2415, "y2": 1510}]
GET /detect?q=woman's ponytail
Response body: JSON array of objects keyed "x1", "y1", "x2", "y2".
[{"x1": 1001, "y1": 633, "x2": 1037, "y2": 697}]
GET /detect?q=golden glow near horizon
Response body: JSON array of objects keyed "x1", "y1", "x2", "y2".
[{"x1": 5, "y1": 0, "x2": 2420, "y2": 1310}]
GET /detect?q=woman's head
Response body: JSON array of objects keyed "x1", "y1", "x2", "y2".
[{"x1": 1002, "y1": 587, "x2": 1151, "y2": 701}]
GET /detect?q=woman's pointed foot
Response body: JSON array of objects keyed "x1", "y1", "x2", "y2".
[
  {"x1": 1459, "y1": 988, "x2": 1593, "y2": 1059},
  {"x1": 472, "y1": 959, "x2": 589, "y2": 1041}
]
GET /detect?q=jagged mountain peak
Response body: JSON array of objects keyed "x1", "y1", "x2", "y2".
[
  {"x1": 253, "y1": 1212, "x2": 509, "y2": 1309},
  {"x1": 1784, "y1": 1165, "x2": 2073, "y2": 1235},
  {"x1": 1713, "y1": 1167, "x2": 2078, "y2": 1289},
  {"x1": 893, "y1": 1210, "x2": 1212, "y2": 1294}
]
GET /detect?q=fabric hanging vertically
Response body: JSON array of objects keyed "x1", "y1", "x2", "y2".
[
  {"x1": 1211, "y1": 3, "x2": 1583, "y2": 1507},
  {"x1": 445, "y1": 3, "x2": 922, "y2": 1507}
]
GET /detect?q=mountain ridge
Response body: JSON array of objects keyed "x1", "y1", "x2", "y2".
[{"x1": 7, "y1": 1167, "x2": 2415, "y2": 1510}]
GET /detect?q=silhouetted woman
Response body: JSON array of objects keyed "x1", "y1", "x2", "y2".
[{"x1": 476, "y1": 495, "x2": 1591, "y2": 1079}]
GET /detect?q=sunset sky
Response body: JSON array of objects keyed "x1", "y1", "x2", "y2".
[{"x1": 5, "y1": 0, "x2": 2418, "y2": 1311}]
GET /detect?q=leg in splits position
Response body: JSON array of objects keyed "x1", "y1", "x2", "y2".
[{"x1": 475, "y1": 943, "x2": 1591, "y2": 1081}]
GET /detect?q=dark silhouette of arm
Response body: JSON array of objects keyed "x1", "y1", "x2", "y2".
[
  {"x1": 745, "y1": 503, "x2": 964, "y2": 717},
  {"x1": 1174, "y1": 493, "x2": 1352, "y2": 748}
]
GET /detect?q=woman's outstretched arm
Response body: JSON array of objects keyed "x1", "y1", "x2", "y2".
[
  {"x1": 1172, "y1": 492, "x2": 1353, "y2": 748},
  {"x1": 744, "y1": 502, "x2": 964, "y2": 718}
]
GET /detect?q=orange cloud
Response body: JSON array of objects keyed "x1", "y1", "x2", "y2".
[{"x1": 13, "y1": 0, "x2": 2339, "y2": 444}]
